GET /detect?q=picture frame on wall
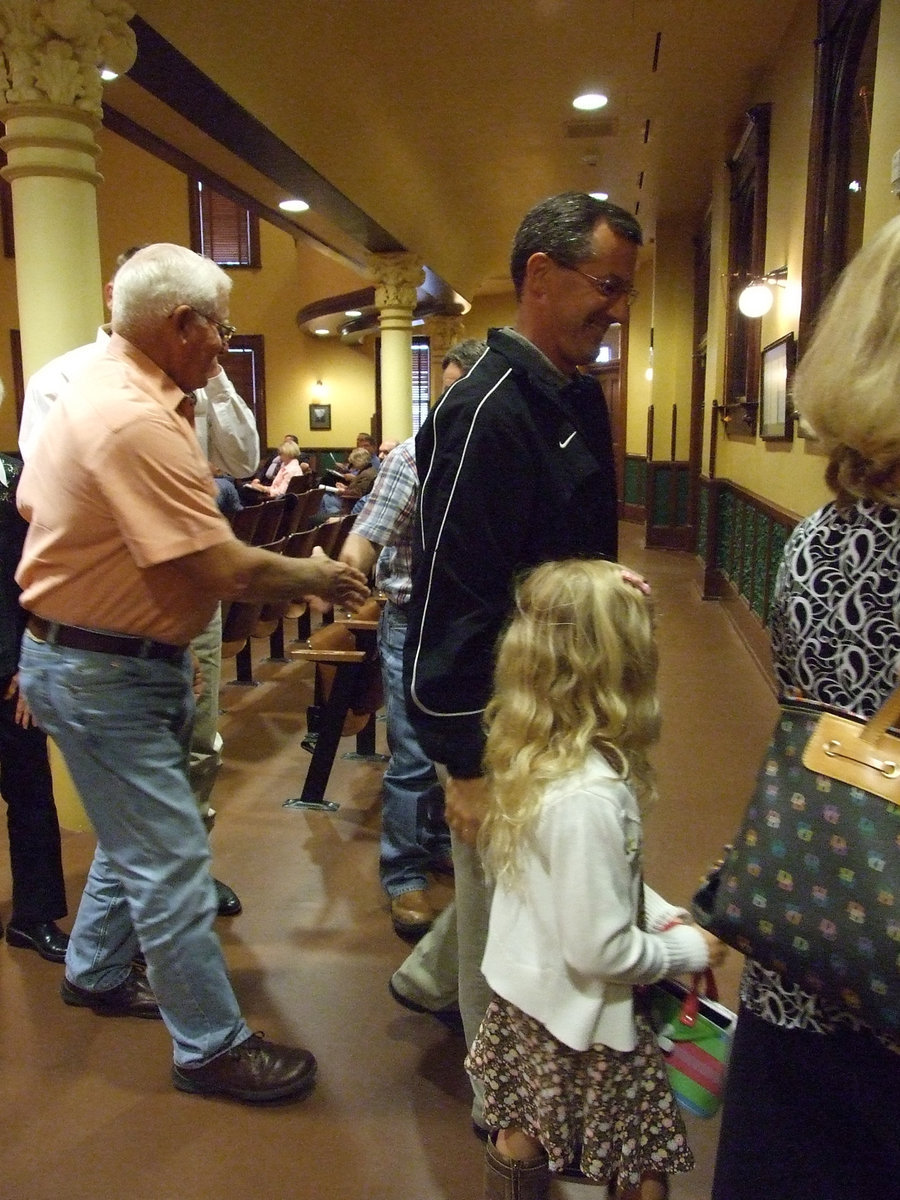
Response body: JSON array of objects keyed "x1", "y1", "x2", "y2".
[
  {"x1": 309, "y1": 403, "x2": 331, "y2": 431},
  {"x1": 759, "y1": 332, "x2": 795, "y2": 442}
]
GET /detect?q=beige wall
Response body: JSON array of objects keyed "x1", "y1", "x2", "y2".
[
  {"x1": 708, "y1": 0, "x2": 831, "y2": 520},
  {"x1": 865, "y1": 0, "x2": 900, "y2": 240}
]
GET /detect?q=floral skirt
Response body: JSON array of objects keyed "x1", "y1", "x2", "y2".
[{"x1": 466, "y1": 994, "x2": 695, "y2": 1189}]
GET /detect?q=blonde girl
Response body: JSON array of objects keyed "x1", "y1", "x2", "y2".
[{"x1": 467, "y1": 559, "x2": 724, "y2": 1200}]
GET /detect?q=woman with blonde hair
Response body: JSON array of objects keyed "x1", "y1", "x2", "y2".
[
  {"x1": 245, "y1": 439, "x2": 306, "y2": 498},
  {"x1": 467, "y1": 558, "x2": 723, "y2": 1200},
  {"x1": 712, "y1": 214, "x2": 900, "y2": 1199}
]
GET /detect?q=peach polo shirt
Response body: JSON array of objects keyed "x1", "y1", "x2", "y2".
[{"x1": 16, "y1": 334, "x2": 234, "y2": 645}]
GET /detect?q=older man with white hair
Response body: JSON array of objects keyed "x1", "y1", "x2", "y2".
[{"x1": 15, "y1": 243, "x2": 368, "y2": 1103}]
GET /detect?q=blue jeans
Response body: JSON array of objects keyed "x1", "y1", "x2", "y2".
[
  {"x1": 378, "y1": 601, "x2": 450, "y2": 896},
  {"x1": 19, "y1": 633, "x2": 250, "y2": 1065}
]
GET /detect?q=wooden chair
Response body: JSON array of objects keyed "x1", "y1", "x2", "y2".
[
  {"x1": 220, "y1": 597, "x2": 265, "y2": 680},
  {"x1": 251, "y1": 496, "x2": 287, "y2": 545},
  {"x1": 285, "y1": 596, "x2": 385, "y2": 811},
  {"x1": 275, "y1": 526, "x2": 321, "y2": 648},
  {"x1": 229, "y1": 504, "x2": 263, "y2": 544},
  {"x1": 285, "y1": 473, "x2": 313, "y2": 495},
  {"x1": 232, "y1": 538, "x2": 287, "y2": 683},
  {"x1": 276, "y1": 485, "x2": 325, "y2": 540}
]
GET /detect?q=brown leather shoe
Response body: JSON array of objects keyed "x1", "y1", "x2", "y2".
[
  {"x1": 172, "y1": 1033, "x2": 317, "y2": 1103},
  {"x1": 61, "y1": 969, "x2": 161, "y2": 1019},
  {"x1": 390, "y1": 889, "x2": 435, "y2": 937}
]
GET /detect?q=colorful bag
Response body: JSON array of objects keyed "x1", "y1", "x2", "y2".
[
  {"x1": 647, "y1": 969, "x2": 735, "y2": 1119},
  {"x1": 692, "y1": 694, "x2": 900, "y2": 1037}
]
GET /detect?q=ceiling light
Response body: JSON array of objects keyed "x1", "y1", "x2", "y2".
[
  {"x1": 589, "y1": 191, "x2": 609, "y2": 201},
  {"x1": 280, "y1": 198, "x2": 310, "y2": 213},
  {"x1": 573, "y1": 92, "x2": 608, "y2": 111},
  {"x1": 344, "y1": 309, "x2": 362, "y2": 318}
]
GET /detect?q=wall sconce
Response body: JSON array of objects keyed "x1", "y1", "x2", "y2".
[
  {"x1": 644, "y1": 327, "x2": 654, "y2": 381},
  {"x1": 312, "y1": 379, "x2": 326, "y2": 399},
  {"x1": 737, "y1": 266, "x2": 788, "y2": 318}
]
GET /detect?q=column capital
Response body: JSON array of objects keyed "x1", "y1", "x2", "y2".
[
  {"x1": 0, "y1": 0, "x2": 136, "y2": 120},
  {"x1": 425, "y1": 314, "x2": 466, "y2": 357},
  {"x1": 365, "y1": 251, "x2": 424, "y2": 312}
]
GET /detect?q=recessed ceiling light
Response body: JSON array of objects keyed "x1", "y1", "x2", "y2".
[
  {"x1": 344, "y1": 309, "x2": 362, "y2": 318},
  {"x1": 589, "y1": 191, "x2": 609, "y2": 201},
  {"x1": 314, "y1": 328, "x2": 330, "y2": 336},
  {"x1": 280, "y1": 198, "x2": 310, "y2": 213},
  {"x1": 573, "y1": 92, "x2": 608, "y2": 111}
]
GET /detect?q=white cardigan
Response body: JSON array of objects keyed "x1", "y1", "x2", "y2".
[{"x1": 481, "y1": 750, "x2": 710, "y2": 1052}]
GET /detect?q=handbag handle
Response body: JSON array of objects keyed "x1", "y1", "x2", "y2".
[
  {"x1": 678, "y1": 969, "x2": 718, "y2": 1027},
  {"x1": 858, "y1": 683, "x2": 900, "y2": 745}
]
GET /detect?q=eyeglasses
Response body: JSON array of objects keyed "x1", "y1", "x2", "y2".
[
  {"x1": 181, "y1": 306, "x2": 236, "y2": 344},
  {"x1": 563, "y1": 264, "x2": 638, "y2": 306}
]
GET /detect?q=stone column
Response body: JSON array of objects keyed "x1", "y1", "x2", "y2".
[
  {"x1": 0, "y1": 0, "x2": 136, "y2": 377},
  {"x1": 425, "y1": 313, "x2": 465, "y2": 403},
  {"x1": 1, "y1": 1, "x2": 134, "y2": 831},
  {"x1": 366, "y1": 250, "x2": 424, "y2": 441}
]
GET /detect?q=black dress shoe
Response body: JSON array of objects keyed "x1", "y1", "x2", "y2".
[
  {"x1": 61, "y1": 968, "x2": 162, "y2": 1019},
  {"x1": 388, "y1": 979, "x2": 464, "y2": 1034},
  {"x1": 214, "y1": 878, "x2": 242, "y2": 917},
  {"x1": 6, "y1": 920, "x2": 69, "y2": 963},
  {"x1": 172, "y1": 1032, "x2": 317, "y2": 1103}
]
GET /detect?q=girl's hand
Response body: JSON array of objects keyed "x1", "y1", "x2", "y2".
[
  {"x1": 446, "y1": 776, "x2": 489, "y2": 845},
  {"x1": 700, "y1": 928, "x2": 728, "y2": 969}
]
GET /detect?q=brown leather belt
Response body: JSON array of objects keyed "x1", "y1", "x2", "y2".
[{"x1": 26, "y1": 616, "x2": 187, "y2": 664}]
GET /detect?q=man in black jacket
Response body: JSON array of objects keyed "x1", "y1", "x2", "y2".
[{"x1": 401, "y1": 192, "x2": 642, "y2": 1133}]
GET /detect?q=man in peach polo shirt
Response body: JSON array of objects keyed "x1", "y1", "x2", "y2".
[{"x1": 15, "y1": 243, "x2": 368, "y2": 1104}]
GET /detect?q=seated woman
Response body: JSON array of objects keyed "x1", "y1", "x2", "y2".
[
  {"x1": 317, "y1": 447, "x2": 377, "y2": 521},
  {"x1": 243, "y1": 441, "x2": 307, "y2": 499}
]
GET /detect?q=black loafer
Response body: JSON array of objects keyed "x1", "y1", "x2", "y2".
[
  {"x1": 5, "y1": 920, "x2": 69, "y2": 963},
  {"x1": 61, "y1": 968, "x2": 162, "y2": 1019},
  {"x1": 214, "y1": 878, "x2": 243, "y2": 917}
]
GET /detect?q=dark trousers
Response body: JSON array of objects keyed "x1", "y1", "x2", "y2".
[
  {"x1": 712, "y1": 1006, "x2": 900, "y2": 1200},
  {"x1": 0, "y1": 685, "x2": 67, "y2": 925}
]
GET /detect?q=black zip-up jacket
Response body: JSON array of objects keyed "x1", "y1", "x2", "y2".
[{"x1": 403, "y1": 326, "x2": 619, "y2": 777}]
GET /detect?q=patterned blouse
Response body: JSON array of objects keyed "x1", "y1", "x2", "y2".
[{"x1": 740, "y1": 498, "x2": 900, "y2": 1052}]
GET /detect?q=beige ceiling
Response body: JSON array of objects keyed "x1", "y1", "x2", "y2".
[{"x1": 120, "y1": 0, "x2": 802, "y2": 304}]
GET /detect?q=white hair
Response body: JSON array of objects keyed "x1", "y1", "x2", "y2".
[{"x1": 111, "y1": 243, "x2": 232, "y2": 342}]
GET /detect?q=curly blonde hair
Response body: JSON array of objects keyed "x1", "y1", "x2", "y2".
[
  {"x1": 480, "y1": 558, "x2": 660, "y2": 885},
  {"x1": 793, "y1": 213, "x2": 900, "y2": 509}
]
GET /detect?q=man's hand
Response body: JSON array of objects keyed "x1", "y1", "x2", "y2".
[
  {"x1": 446, "y1": 775, "x2": 490, "y2": 845},
  {"x1": 302, "y1": 547, "x2": 369, "y2": 609},
  {"x1": 4, "y1": 673, "x2": 35, "y2": 729},
  {"x1": 190, "y1": 653, "x2": 205, "y2": 700}
]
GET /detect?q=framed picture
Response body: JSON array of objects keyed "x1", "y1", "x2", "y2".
[
  {"x1": 759, "y1": 333, "x2": 795, "y2": 441},
  {"x1": 309, "y1": 403, "x2": 331, "y2": 431}
]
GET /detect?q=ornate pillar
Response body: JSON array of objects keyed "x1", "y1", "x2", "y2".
[
  {"x1": 1, "y1": 2, "x2": 134, "y2": 831},
  {"x1": 425, "y1": 313, "x2": 466, "y2": 403},
  {"x1": 366, "y1": 250, "x2": 423, "y2": 441},
  {"x1": 0, "y1": 1, "x2": 136, "y2": 377}
]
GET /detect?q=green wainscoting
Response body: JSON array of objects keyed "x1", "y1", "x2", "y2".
[{"x1": 700, "y1": 478, "x2": 797, "y2": 626}]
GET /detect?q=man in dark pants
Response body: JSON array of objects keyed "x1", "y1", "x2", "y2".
[
  {"x1": 0, "y1": 392, "x2": 68, "y2": 963},
  {"x1": 402, "y1": 193, "x2": 642, "y2": 1145}
]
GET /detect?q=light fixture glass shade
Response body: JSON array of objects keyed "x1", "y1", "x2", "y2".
[
  {"x1": 738, "y1": 281, "x2": 774, "y2": 318},
  {"x1": 573, "y1": 92, "x2": 608, "y2": 111}
]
